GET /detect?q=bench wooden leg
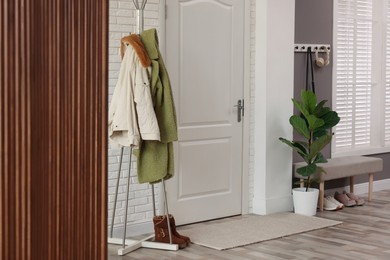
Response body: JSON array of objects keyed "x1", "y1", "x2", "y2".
[
  {"x1": 319, "y1": 182, "x2": 324, "y2": 212},
  {"x1": 350, "y1": 176, "x2": 354, "y2": 194},
  {"x1": 300, "y1": 179, "x2": 304, "y2": 188},
  {"x1": 368, "y1": 173, "x2": 373, "y2": 201}
]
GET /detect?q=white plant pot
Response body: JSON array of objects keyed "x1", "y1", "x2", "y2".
[{"x1": 292, "y1": 188, "x2": 319, "y2": 216}]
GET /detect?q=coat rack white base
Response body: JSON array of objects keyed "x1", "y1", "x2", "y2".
[{"x1": 108, "y1": 236, "x2": 179, "y2": 255}]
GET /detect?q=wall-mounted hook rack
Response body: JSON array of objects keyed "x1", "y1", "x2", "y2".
[{"x1": 294, "y1": 44, "x2": 331, "y2": 53}]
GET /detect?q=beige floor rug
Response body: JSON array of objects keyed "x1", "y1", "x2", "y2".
[{"x1": 177, "y1": 213, "x2": 342, "y2": 250}]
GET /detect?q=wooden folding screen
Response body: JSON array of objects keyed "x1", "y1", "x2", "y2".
[{"x1": 1, "y1": 0, "x2": 108, "y2": 259}]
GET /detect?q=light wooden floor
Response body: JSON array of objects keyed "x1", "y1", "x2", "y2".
[{"x1": 108, "y1": 190, "x2": 390, "y2": 259}]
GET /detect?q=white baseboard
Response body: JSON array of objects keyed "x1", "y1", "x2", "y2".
[
  {"x1": 110, "y1": 179, "x2": 390, "y2": 236},
  {"x1": 110, "y1": 220, "x2": 154, "y2": 238},
  {"x1": 324, "y1": 178, "x2": 390, "y2": 196}
]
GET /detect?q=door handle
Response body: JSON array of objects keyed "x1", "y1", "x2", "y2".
[{"x1": 234, "y1": 99, "x2": 244, "y2": 122}]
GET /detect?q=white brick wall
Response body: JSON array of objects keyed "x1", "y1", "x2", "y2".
[
  {"x1": 248, "y1": 0, "x2": 256, "y2": 213},
  {"x1": 108, "y1": 0, "x2": 257, "y2": 234},
  {"x1": 108, "y1": 0, "x2": 162, "y2": 236}
]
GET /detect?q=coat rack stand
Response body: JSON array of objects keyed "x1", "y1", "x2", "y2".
[{"x1": 107, "y1": 0, "x2": 178, "y2": 256}]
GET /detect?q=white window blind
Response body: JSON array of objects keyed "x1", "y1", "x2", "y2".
[
  {"x1": 334, "y1": 0, "x2": 373, "y2": 153},
  {"x1": 385, "y1": 0, "x2": 390, "y2": 145}
]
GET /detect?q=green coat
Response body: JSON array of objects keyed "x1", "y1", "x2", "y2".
[{"x1": 134, "y1": 29, "x2": 178, "y2": 184}]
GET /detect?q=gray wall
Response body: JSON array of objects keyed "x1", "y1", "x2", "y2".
[{"x1": 294, "y1": 0, "x2": 389, "y2": 189}]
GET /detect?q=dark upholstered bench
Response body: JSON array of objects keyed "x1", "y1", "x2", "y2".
[{"x1": 293, "y1": 156, "x2": 383, "y2": 212}]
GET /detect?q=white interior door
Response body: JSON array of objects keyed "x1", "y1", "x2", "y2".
[{"x1": 165, "y1": 0, "x2": 245, "y2": 225}]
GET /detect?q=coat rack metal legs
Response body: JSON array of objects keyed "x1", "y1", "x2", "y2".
[{"x1": 108, "y1": 146, "x2": 178, "y2": 256}]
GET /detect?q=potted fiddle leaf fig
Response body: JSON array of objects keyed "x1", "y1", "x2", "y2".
[{"x1": 279, "y1": 90, "x2": 340, "y2": 215}]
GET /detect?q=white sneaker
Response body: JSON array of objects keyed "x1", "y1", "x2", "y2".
[
  {"x1": 323, "y1": 196, "x2": 339, "y2": 211},
  {"x1": 328, "y1": 196, "x2": 344, "y2": 209}
]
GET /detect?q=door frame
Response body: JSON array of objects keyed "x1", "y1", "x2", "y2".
[{"x1": 158, "y1": 0, "x2": 252, "y2": 215}]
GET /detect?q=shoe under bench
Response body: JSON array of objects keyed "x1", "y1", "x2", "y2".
[{"x1": 293, "y1": 156, "x2": 383, "y2": 212}]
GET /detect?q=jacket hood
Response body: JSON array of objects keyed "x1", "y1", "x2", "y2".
[
  {"x1": 121, "y1": 34, "x2": 151, "y2": 68},
  {"x1": 140, "y1": 29, "x2": 159, "y2": 61}
]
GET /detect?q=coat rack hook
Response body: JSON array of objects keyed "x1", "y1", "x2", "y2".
[
  {"x1": 133, "y1": 0, "x2": 147, "y2": 10},
  {"x1": 132, "y1": 0, "x2": 140, "y2": 9},
  {"x1": 141, "y1": 0, "x2": 147, "y2": 9}
]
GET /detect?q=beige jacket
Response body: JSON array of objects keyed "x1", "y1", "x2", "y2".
[{"x1": 108, "y1": 44, "x2": 160, "y2": 148}]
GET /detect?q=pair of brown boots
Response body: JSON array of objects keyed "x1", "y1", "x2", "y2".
[{"x1": 153, "y1": 214, "x2": 190, "y2": 249}]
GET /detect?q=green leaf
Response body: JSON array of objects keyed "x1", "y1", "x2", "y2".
[
  {"x1": 306, "y1": 115, "x2": 325, "y2": 131},
  {"x1": 292, "y1": 142, "x2": 307, "y2": 155},
  {"x1": 297, "y1": 152, "x2": 308, "y2": 162},
  {"x1": 301, "y1": 90, "x2": 317, "y2": 113},
  {"x1": 289, "y1": 115, "x2": 310, "y2": 139},
  {"x1": 317, "y1": 107, "x2": 331, "y2": 118},
  {"x1": 295, "y1": 141, "x2": 309, "y2": 149},
  {"x1": 279, "y1": 138, "x2": 307, "y2": 155},
  {"x1": 314, "y1": 153, "x2": 328, "y2": 164},
  {"x1": 292, "y1": 99, "x2": 310, "y2": 118},
  {"x1": 309, "y1": 134, "x2": 332, "y2": 160},
  {"x1": 313, "y1": 128, "x2": 328, "y2": 138},
  {"x1": 294, "y1": 177, "x2": 319, "y2": 190},
  {"x1": 313, "y1": 100, "x2": 328, "y2": 116},
  {"x1": 296, "y1": 164, "x2": 317, "y2": 177},
  {"x1": 320, "y1": 111, "x2": 341, "y2": 129}
]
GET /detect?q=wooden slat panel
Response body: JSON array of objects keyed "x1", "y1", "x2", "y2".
[{"x1": 0, "y1": 0, "x2": 108, "y2": 259}]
